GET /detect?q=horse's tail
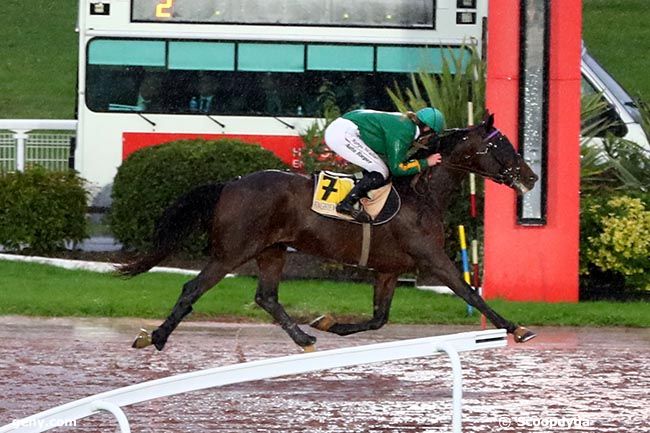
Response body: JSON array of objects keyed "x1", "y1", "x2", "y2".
[{"x1": 116, "y1": 183, "x2": 225, "y2": 277}]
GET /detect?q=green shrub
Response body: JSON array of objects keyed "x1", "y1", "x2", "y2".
[
  {"x1": 581, "y1": 194, "x2": 650, "y2": 291},
  {"x1": 0, "y1": 167, "x2": 88, "y2": 253},
  {"x1": 109, "y1": 139, "x2": 287, "y2": 253}
]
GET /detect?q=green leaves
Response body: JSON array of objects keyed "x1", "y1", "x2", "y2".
[
  {"x1": 581, "y1": 195, "x2": 650, "y2": 291},
  {"x1": 387, "y1": 42, "x2": 486, "y2": 128},
  {"x1": 0, "y1": 167, "x2": 88, "y2": 253},
  {"x1": 109, "y1": 139, "x2": 287, "y2": 253}
]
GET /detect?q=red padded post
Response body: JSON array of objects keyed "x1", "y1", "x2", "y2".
[{"x1": 483, "y1": 0, "x2": 582, "y2": 302}]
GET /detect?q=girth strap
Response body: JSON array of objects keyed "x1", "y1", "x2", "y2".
[{"x1": 359, "y1": 223, "x2": 371, "y2": 267}]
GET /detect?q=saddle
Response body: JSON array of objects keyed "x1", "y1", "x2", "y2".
[{"x1": 311, "y1": 171, "x2": 401, "y2": 225}]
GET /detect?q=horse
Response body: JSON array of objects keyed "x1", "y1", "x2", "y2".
[{"x1": 119, "y1": 113, "x2": 539, "y2": 351}]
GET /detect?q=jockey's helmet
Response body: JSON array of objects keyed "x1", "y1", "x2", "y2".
[{"x1": 416, "y1": 107, "x2": 446, "y2": 134}]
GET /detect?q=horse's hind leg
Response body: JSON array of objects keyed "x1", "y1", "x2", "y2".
[
  {"x1": 310, "y1": 273, "x2": 398, "y2": 336},
  {"x1": 133, "y1": 260, "x2": 230, "y2": 350},
  {"x1": 254, "y1": 245, "x2": 317, "y2": 348}
]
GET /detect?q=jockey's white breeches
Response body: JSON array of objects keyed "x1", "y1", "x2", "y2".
[{"x1": 324, "y1": 118, "x2": 389, "y2": 179}]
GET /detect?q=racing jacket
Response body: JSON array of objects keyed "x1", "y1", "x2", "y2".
[{"x1": 342, "y1": 109, "x2": 427, "y2": 176}]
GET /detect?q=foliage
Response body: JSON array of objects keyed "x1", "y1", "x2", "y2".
[
  {"x1": 581, "y1": 195, "x2": 650, "y2": 291},
  {"x1": 109, "y1": 139, "x2": 286, "y2": 253},
  {"x1": 387, "y1": 42, "x2": 486, "y2": 128},
  {"x1": 635, "y1": 96, "x2": 650, "y2": 139},
  {"x1": 580, "y1": 93, "x2": 650, "y2": 193},
  {"x1": 580, "y1": 93, "x2": 618, "y2": 144},
  {"x1": 580, "y1": 137, "x2": 650, "y2": 194},
  {"x1": 0, "y1": 167, "x2": 88, "y2": 252},
  {"x1": 579, "y1": 94, "x2": 650, "y2": 295}
]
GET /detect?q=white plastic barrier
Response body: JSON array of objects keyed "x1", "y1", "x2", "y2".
[{"x1": 0, "y1": 329, "x2": 507, "y2": 433}]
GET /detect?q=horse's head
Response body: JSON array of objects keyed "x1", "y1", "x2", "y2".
[{"x1": 435, "y1": 113, "x2": 538, "y2": 194}]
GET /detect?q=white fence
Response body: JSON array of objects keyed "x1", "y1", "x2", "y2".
[
  {"x1": 0, "y1": 120, "x2": 77, "y2": 172},
  {"x1": 0, "y1": 329, "x2": 506, "y2": 433}
]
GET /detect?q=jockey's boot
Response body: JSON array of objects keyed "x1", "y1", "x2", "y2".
[{"x1": 336, "y1": 171, "x2": 386, "y2": 223}]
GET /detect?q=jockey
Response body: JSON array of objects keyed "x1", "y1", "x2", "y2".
[{"x1": 324, "y1": 107, "x2": 445, "y2": 223}]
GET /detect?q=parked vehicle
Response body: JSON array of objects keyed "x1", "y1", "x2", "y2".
[{"x1": 581, "y1": 43, "x2": 650, "y2": 150}]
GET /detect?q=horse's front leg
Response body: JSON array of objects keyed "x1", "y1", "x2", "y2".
[
  {"x1": 255, "y1": 245, "x2": 317, "y2": 349},
  {"x1": 422, "y1": 251, "x2": 536, "y2": 343},
  {"x1": 310, "y1": 273, "x2": 398, "y2": 336}
]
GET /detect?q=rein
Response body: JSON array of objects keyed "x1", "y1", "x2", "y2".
[
  {"x1": 440, "y1": 160, "x2": 506, "y2": 182},
  {"x1": 412, "y1": 128, "x2": 511, "y2": 189}
]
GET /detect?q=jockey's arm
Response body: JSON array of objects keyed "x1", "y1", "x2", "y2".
[{"x1": 385, "y1": 138, "x2": 428, "y2": 176}]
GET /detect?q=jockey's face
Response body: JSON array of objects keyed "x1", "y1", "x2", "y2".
[
  {"x1": 419, "y1": 124, "x2": 435, "y2": 136},
  {"x1": 418, "y1": 124, "x2": 436, "y2": 140}
]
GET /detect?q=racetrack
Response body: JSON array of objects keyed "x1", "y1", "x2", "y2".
[{"x1": 0, "y1": 317, "x2": 647, "y2": 432}]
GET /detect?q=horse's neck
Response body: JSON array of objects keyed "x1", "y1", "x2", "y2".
[{"x1": 427, "y1": 166, "x2": 467, "y2": 211}]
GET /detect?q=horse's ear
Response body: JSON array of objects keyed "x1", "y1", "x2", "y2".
[{"x1": 484, "y1": 113, "x2": 494, "y2": 130}]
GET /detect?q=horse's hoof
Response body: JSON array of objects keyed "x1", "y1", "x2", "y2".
[
  {"x1": 132, "y1": 329, "x2": 153, "y2": 349},
  {"x1": 302, "y1": 344, "x2": 317, "y2": 353},
  {"x1": 310, "y1": 314, "x2": 336, "y2": 332},
  {"x1": 513, "y1": 326, "x2": 537, "y2": 343}
]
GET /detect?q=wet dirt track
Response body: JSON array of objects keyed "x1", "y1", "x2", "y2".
[{"x1": 0, "y1": 317, "x2": 648, "y2": 432}]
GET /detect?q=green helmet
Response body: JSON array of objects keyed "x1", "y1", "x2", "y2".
[{"x1": 416, "y1": 107, "x2": 446, "y2": 134}]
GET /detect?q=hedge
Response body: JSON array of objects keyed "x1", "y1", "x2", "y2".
[
  {"x1": 580, "y1": 193, "x2": 650, "y2": 295},
  {"x1": 109, "y1": 139, "x2": 287, "y2": 253},
  {"x1": 0, "y1": 167, "x2": 88, "y2": 253}
]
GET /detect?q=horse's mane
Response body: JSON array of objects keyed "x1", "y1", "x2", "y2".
[
  {"x1": 410, "y1": 126, "x2": 475, "y2": 160},
  {"x1": 392, "y1": 126, "x2": 477, "y2": 193}
]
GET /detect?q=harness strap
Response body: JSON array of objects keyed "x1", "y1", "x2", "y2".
[{"x1": 359, "y1": 223, "x2": 372, "y2": 267}]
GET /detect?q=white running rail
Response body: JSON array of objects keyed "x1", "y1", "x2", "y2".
[
  {"x1": 0, "y1": 119, "x2": 77, "y2": 172},
  {"x1": 0, "y1": 329, "x2": 507, "y2": 433}
]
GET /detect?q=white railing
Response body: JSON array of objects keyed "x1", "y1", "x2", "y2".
[
  {"x1": 0, "y1": 119, "x2": 77, "y2": 172},
  {"x1": 0, "y1": 329, "x2": 506, "y2": 433}
]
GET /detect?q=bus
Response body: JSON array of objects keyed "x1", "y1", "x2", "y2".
[{"x1": 76, "y1": 0, "x2": 488, "y2": 198}]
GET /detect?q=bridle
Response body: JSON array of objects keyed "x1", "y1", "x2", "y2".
[{"x1": 439, "y1": 128, "x2": 519, "y2": 186}]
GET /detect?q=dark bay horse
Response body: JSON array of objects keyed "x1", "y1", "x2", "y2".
[{"x1": 120, "y1": 114, "x2": 539, "y2": 351}]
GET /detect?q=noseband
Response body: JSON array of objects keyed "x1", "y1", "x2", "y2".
[
  {"x1": 481, "y1": 130, "x2": 522, "y2": 185},
  {"x1": 442, "y1": 128, "x2": 521, "y2": 186}
]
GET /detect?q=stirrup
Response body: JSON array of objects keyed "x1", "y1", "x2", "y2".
[{"x1": 336, "y1": 202, "x2": 372, "y2": 223}]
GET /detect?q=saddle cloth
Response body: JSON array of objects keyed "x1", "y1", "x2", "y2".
[{"x1": 311, "y1": 171, "x2": 401, "y2": 225}]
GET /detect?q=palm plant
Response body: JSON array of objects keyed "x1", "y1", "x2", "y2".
[
  {"x1": 580, "y1": 93, "x2": 649, "y2": 193},
  {"x1": 387, "y1": 42, "x2": 486, "y2": 128}
]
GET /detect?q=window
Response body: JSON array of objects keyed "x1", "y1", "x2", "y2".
[
  {"x1": 85, "y1": 38, "x2": 463, "y2": 116},
  {"x1": 168, "y1": 42, "x2": 235, "y2": 70}
]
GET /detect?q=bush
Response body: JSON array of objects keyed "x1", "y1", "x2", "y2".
[
  {"x1": 580, "y1": 194, "x2": 650, "y2": 293},
  {"x1": 0, "y1": 167, "x2": 88, "y2": 253},
  {"x1": 109, "y1": 139, "x2": 287, "y2": 253}
]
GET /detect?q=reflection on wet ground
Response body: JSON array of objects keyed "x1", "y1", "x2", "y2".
[{"x1": 0, "y1": 317, "x2": 648, "y2": 432}]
